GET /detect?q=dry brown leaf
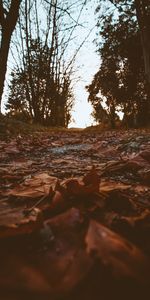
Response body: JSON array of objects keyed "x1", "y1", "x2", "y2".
[
  {"x1": 120, "y1": 209, "x2": 150, "y2": 227},
  {"x1": 36, "y1": 208, "x2": 92, "y2": 294},
  {"x1": 85, "y1": 220, "x2": 149, "y2": 282},
  {"x1": 60, "y1": 167, "x2": 101, "y2": 197},
  {"x1": 24, "y1": 173, "x2": 57, "y2": 188},
  {"x1": 83, "y1": 166, "x2": 100, "y2": 191},
  {"x1": 100, "y1": 180, "x2": 131, "y2": 192},
  {"x1": 0, "y1": 202, "x2": 42, "y2": 238},
  {"x1": 0, "y1": 208, "x2": 91, "y2": 298},
  {"x1": 6, "y1": 173, "x2": 58, "y2": 198}
]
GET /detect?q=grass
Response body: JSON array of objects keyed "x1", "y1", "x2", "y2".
[{"x1": 0, "y1": 114, "x2": 70, "y2": 139}]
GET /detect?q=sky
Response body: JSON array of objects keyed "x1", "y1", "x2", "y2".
[
  {"x1": 2, "y1": 0, "x2": 100, "y2": 128},
  {"x1": 69, "y1": 38, "x2": 100, "y2": 128},
  {"x1": 68, "y1": 1, "x2": 100, "y2": 128}
]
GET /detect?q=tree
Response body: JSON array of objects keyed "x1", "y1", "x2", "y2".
[
  {"x1": 6, "y1": 0, "x2": 89, "y2": 126},
  {"x1": 108, "y1": 0, "x2": 150, "y2": 84},
  {"x1": 6, "y1": 38, "x2": 73, "y2": 127},
  {"x1": 87, "y1": 8, "x2": 149, "y2": 127},
  {"x1": 134, "y1": 0, "x2": 150, "y2": 117},
  {"x1": 0, "y1": 0, "x2": 22, "y2": 111},
  {"x1": 102, "y1": 0, "x2": 150, "y2": 118}
]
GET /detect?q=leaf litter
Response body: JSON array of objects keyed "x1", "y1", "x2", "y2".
[{"x1": 0, "y1": 128, "x2": 150, "y2": 300}]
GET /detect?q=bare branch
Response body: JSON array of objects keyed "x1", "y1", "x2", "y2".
[
  {"x1": 44, "y1": 0, "x2": 84, "y2": 27},
  {"x1": 65, "y1": 25, "x2": 96, "y2": 74}
]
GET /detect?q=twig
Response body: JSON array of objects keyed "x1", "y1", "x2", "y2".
[{"x1": 24, "y1": 186, "x2": 53, "y2": 215}]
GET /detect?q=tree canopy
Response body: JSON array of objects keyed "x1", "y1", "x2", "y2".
[{"x1": 87, "y1": 0, "x2": 150, "y2": 128}]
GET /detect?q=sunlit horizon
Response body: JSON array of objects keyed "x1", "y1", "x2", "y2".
[{"x1": 68, "y1": 95, "x2": 94, "y2": 128}]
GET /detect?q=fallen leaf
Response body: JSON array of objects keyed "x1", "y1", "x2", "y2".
[
  {"x1": 85, "y1": 220, "x2": 149, "y2": 282},
  {"x1": 61, "y1": 167, "x2": 101, "y2": 197},
  {"x1": 100, "y1": 180, "x2": 131, "y2": 192},
  {"x1": 0, "y1": 202, "x2": 42, "y2": 238},
  {"x1": 6, "y1": 173, "x2": 58, "y2": 198}
]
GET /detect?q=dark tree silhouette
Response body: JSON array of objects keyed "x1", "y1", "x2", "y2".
[
  {"x1": 87, "y1": 3, "x2": 149, "y2": 127},
  {"x1": 0, "y1": 0, "x2": 22, "y2": 111}
]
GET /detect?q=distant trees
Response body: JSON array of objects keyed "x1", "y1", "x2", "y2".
[
  {"x1": 5, "y1": 0, "x2": 88, "y2": 127},
  {"x1": 87, "y1": 0, "x2": 150, "y2": 128},
  {"x1": 6, "y1": 39, "x2": 73, "y2": 126},
  {"x1": 0, "y1": 0, "x2": 22, "y2": 111}
]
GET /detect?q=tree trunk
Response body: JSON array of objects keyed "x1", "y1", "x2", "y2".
[
  {"x1": 0, "y1": 0, "x2": 21, "y2": 111},
  {"x1": 135, "y1": 0, "x2": 150, "y2": 84},
  {"x1": 0, "y1": 30, "x2": 11, "y2": 111}
]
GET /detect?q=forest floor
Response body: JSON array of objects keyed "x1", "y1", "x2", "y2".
[{"x1": 0, "y1": 126, "x2": 150, "y2": 300}]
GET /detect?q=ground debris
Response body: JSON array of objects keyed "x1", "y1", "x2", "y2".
[{"x1": 0, "y1": 129, "x2": 150, "y2": 299}]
